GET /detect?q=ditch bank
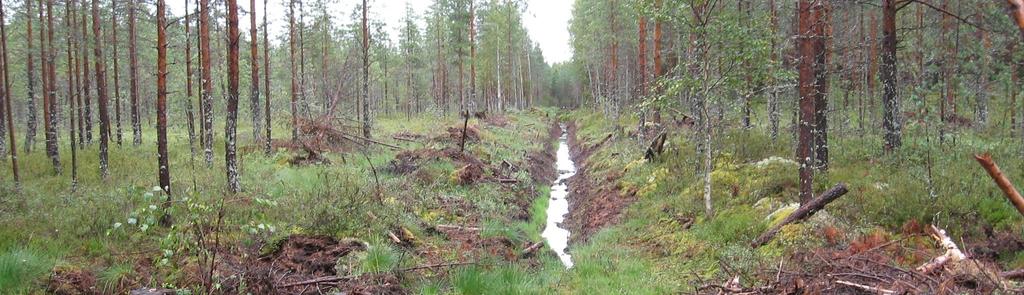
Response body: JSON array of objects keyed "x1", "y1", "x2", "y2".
[{"x1": 562, "y1": 122, "x2": 637, "y2": 246}]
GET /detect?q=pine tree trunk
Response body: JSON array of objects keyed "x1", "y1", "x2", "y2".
[
  {"x1": 813, "y1": 1, "x2": 831, "y2": 172},
  {"x1": 43, "y1": 0, "x2": 60, "y2": 173},
  {"x1": 156, "y1": 0, "x2": 172, "y2": 226},
  {"x1": 0, "y1": 0, "x2": 20, "y2": 184},
  {"x1": 797, "y1": 0, "x2": 821, "y2": 204},
  {"x1": 249, "y1": 0, "x2": 261, "y2": 142},
  {"x1": 184, "y1": 0, "x2": 196, "y2": 161},
  {"x1": 77, "y1": 0, "x2": 91, "y2": 145},
  {"x1": 263, "y1": 0, "x2": 272, "y2": 154},
  {"x1": 23, "y1": 0, "x2": 38, "y2": 154},
  {"x1": 200, "y1": 0, "x2": 214, "y2": 166},
  {"x1": 361, "y1": 0, "x2": 371, "y2": 139},
  {"x1": 289, "y1": 0, "x2": 299, "y2": 143},
  {"x1": 226, "y1": 0, "x2": 241, "y2": 193},
  {"x1": 65, "y1": 0, "x2": 78, "y2": 188},
  {"x1": 91, "y1": 0, "x2": 110, "y2": 178},
  {"x1": 881, "y1": 0, "x2": 901, "y2": 152},
  {"x1": 128, "y1": 0, "x2": 141, "y2": 146},
  {"x1": 111, "y1": 0, "x2": 122, "y2": 146}
]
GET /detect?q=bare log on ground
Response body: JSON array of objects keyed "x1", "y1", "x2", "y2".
[
  {"x1": 520, "y1": 242, "x2": 544, "y2": 258},
  {"x1": 751, "y1": 183, "x2": 849, "y2": 248},
  {"x1": 975, "y1": 153, "x2": 1024, "y2": 217},
  {"x1": 917, "y1": 224, "x2": 966, "y2": 274}
]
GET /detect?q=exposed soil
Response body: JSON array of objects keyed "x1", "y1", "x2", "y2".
[
  {"x1": 563, "y1": 122, "x2": 637, "y2": 245},
  {"x1": 47, "y1": 267, "x2": 99, "y2": 295}
]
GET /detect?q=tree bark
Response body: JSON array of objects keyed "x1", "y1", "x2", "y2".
[
  {"x1": 975, "y1": 154, "x2": 1024, "y2": 217},
  {"x1": 65, "y1": 0, "x2": 78, "y2": 188},
  {"x1": 263, "y1": 0, "x2": 272, "y2": 154},
  {"x1": 41, "y1": 0, "x2": 60, "y2": 173},
  {"x1": 156, "y1": 0, "x2": 170, "y2": 199},
  {"x1": 813, "y1": 0, "x2": 830, "y2": 172},
  {"x1": 249, "y1": 0, "x2": 261, "y2": 142},
  {"x1": 751, "y1": 183, "x2": 849, "y2": 248},
  {"x1": 0, "y1": 0, "x2": 19, "y2": 184},
  {"x1": 23, "y1": 0, "x2": 37, "y2": 153},
  {"x1": 111, "y1": 0, "x2": 122, "y2": 146},
  {"x1": 226, "y1": 0, "x2": 241, "y2": 193},
  {"x1": 128, "y1": 0, "x2": 140, "y2": 146},
  {"x1": 797, "y1": 0, "x2": 820, "y2": 204},
  {"x1": 91, "y1": 0, "x2": 110, "y2": 177},
  {"x1": 361, "y1": 0, "x2": 371, "y2": 139},
  {"x1": 289, "y1": 0, "x2": 299, "y2": 143},
  {"x1": 200, "y1": 0, "x2": 214, "y2": 166},
  {"x1": 881, "y1": 0, "x2": 901, "y2": 152}
]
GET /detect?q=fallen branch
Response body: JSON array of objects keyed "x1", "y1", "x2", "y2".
[
  {"x1": 278, "y1": 275, "x2": 357, "y2": 288},
  {"x1": 460, "y1": 111, "x2": 471, "y2": 153},
  {"x1": 835, "y1": 280, "x2": 897, "y2": 295},
  {"x1": 520, "y1": 242, "x2": 544, "y2": 258},
  {"x1": 751, "y1": 183, "x2": 849, "y2": 248},
  {"x1": 916, "y1": 224, "x2": 967, "y2": 274},
  {"x1": 496, "y1": 178, "x2": 519, "y2": 184},
  {"x1": 397, "y1": 261, "x2": 477, "y2": 272},
  {"x1": 434, "y1": 224, "x2": 481, "y2": 231},
  {"x1": 279, "y1": 261, "x2": 477, "y2": 288},
  {"x1": 1000, "y1": 268, "x2": 1024, "y2": 280},
  {"x1": 974, "y1": 154, "x2": 1024, "y2": 217}
]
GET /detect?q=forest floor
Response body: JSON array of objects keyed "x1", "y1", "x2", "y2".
[{"x1": 3, "y1": 108, "x2": 1024, "y2": 294}]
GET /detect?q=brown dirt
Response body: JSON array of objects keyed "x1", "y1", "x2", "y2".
[
  {"x1": 437, "y1": 125, "x2": 481, "y2": 144},
  {"x1": 47, "y1": 267, "x2": 99, "y2": 295},
  {"x1": 562, "y1": 122, "x2": 637, "y2": 245},
  {"x1": 261, "y1": 235, "x2": 367, "y2": 277}
]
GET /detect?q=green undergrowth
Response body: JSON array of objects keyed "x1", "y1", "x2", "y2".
[
  {"x1": 0, "y1": 109, "x2": 569, "y2": 293},
  {"x1": 539, "y1": 109, "x2": 1024, "y2": 293}
]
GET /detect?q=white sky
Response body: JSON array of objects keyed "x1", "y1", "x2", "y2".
[{"x1": 166, "y1": 0, "x2": 573, "y2": 64}]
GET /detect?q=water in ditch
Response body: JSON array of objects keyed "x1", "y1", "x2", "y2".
[{"x1": 542, "y1": 124, "x2": 576, "y2": 268}]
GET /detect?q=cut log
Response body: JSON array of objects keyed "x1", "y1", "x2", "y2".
[
  {"x1": 520, "y1": 241, "x2": 544, "y2": 258},
  {"x1": 917, "y1": 224, "x2": 966, "y2": 274},
  {"x1": 751, "y1": 183, "x2": 849, "y2": 248},
  {"x1": 974, "y1": 153, "x2": 1024, "y2": 217}
]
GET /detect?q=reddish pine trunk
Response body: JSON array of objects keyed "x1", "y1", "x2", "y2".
[
  {"x1": 226, "y1": 0, "x2": 241, "y2": 192},
  {"x1": 128, "y1": 0, "x2": 140, "y2": 146},
  {"x1": 637, "y1": 15, "x2": 647, "y2": 98},
  {"x1": 184, "y1": 0, "x2": 196, "y2": 159},
  {"x1": 200, "y1": 0, "x2": 214, "y2": 166},
  {"x1": 797, "y1": 0, "x2": 824, "y2": 204},
  {"x1": 91, "y1": 0, "x2": 111, "y2": 177},
  {"x1": 0, "y1": 0, "x2": 19, "y2": 184},
  {"x1": 289, "y1": 0, "x2": 299, "y2": 143},
  {"x1": 156, "y1": 0, "x2": 172, "y2": 226},
  {"x1": 881, "y1": 0, "x2": 900, "y2": 152},
  {"x1": 39, "y1": 0, "x2": 60, "y2": 173}
]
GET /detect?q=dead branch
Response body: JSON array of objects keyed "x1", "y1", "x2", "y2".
[
  {"x1": 435, "y1": 224, "x2": 481, "y2": 231},
  {"x1": 460, "y1": 111, "x2": 470, "y2": 153},
  {"x1": 396, "y1": 261, "x2": 477, "y2": 272},
  {"x1": 751, "y1": 183, "x2": 849, "y2": 248},
  {"x1": 520, "y1": 242, "x2": 544, "y2": 258},
  {"x1": 916, "y1": 224, "x2": 966, "y2": 274},
  {"x1": 834, "y1": 280, "x2": 897, "y2": 295},
  {"x1": 1000, "y1": 268, "x2": 1024, "y2": 280},
  {"x1": 974, "y1": 154, "x2": 1024, "y2": 217}
]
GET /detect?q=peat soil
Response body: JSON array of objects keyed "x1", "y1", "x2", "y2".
[{"x1": 563, "y1": 122, "x2": 637, "y2": 246}]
